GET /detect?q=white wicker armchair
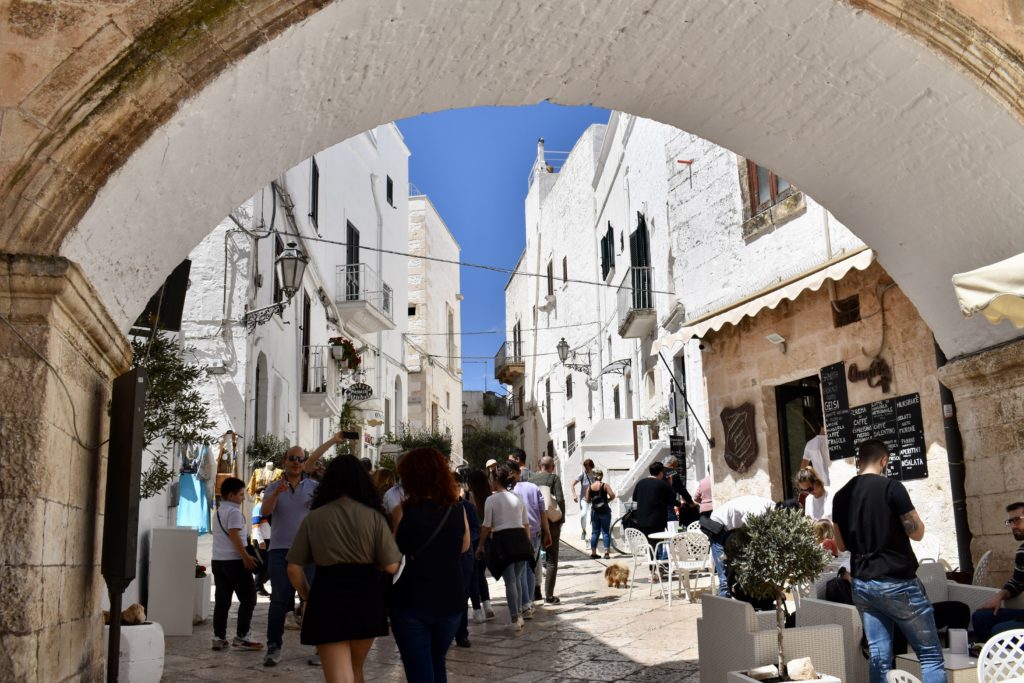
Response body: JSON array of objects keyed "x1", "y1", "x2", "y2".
[{"x1": 697, "y1": 595, "x2": 847, "y2": 683}]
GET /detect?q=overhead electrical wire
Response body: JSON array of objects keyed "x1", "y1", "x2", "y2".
[{"x1": 267, "y1": 229, "x2": 678, "y2": 296}]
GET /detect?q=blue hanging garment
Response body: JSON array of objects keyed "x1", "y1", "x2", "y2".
[{"x1": 177, "y1": 447, "x2": 211, "y2": 535}]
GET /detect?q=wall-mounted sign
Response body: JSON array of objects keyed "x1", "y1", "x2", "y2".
[
  {"x1": 848, "y1": 356, "x2": 893, "y2": 394},
  {"x1": 820, "y1": 361, "x2": 854, "y2": 461},
  {"x1": 720, "y1": 403, "x2": 758, "y2": 473},
  {"x1": 346, "y1": 383, "x2": 373, "y2": 401}
]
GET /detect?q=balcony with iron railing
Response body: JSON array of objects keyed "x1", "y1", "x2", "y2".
[
  {"x1": 617, "y1": 266, "x2": 657, "y2": 338},
  {"x1": 335, "y1": 262, "x2": 395, "y2": 333},
  {"x1": 494, "y1": 341, "x2": 525, "y2": 384},
  {"x1": 300, "y1": 345, "x2": 342, "y2": 418},
  {"x1": 506, "y1": 396, "x2": 524, "y2": 420}
]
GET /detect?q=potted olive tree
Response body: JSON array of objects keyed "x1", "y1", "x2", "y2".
[{"x1": 728, "y1": 507, "x2": 833, "y2": 682}]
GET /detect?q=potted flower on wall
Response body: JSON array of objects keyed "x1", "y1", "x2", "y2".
[
  {"x1": 328, "y1": 336, "x2": 361, "y2": 371},
  {"x1": 728, "y1": 507, "x2": 834, "y2": 682}
]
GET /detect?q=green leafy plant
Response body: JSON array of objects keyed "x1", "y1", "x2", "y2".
[
  {"x1": 461, "y1": 427, "x2": 516, "y2": 469},
  {"x1": 481, "y1": 393, "x2": 502, "y2": 417},
  {"x1": 333, "y1": 402, "x2": 361, "y2": 458},
  {"x1": 130, "y1": 334, "x2": 216, "y2": 499},
  {"x1": 245, "y1": 433, "x2": 290, "y2": 469},
  {"x1": 730, "y1": 508, "x2": 831, "y2": 678},
  {"x1": 385, "y1": 423, "x2": 452, "y2": 458},
  {"x1": 377, "y1": 452, "x2": 398, "y2": 473}
]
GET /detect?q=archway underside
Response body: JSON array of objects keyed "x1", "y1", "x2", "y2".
[{"x1": 1, "y1": 0, "x2": 1023, "y2": 357}]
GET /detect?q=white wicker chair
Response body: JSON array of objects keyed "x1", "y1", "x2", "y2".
[
  {"x1": 697, "y1": 595, "x2": 847, "y2": 683},
  {"x1": 977, "y1": 628, "x2": 1024, "y2": 683},
  {"x1": 624, "y1": 527, "x2": 665, "y2": 600},
  {"x1": 973, "y1": 549, "x2": 993, "y2": 586},
  {"x1": 885, "y1": 670, "x2": 922, "y2": 683},
  {"x1": 686, "y1": 520, "x2": 702, "y2": 532},
  {"x1": 665, "y1": 532, "x2": 710, "y2": 605}
]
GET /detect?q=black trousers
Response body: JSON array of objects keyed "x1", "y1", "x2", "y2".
[{"x1": 212, "y1": 559, "x2": 257, "y2": 640}]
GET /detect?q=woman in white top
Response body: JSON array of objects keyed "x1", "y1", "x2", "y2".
[
  {"x1": 797, "y1": 466, "x2": 833, "y2": 521},
  {"x1": 475, "y1": 465, "x2": 533, "y2": 631}
]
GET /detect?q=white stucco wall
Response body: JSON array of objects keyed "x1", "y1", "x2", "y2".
[{"x1": 406, "y1": 196, "x2": 463, "y2": 461}]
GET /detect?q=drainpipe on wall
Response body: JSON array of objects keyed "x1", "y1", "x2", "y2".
[
  {"x1": 934, "y1": 340, "x2": 974, "y2": 572},
  {"x1": 370, "y1": 172, "x2": 385, "y2": 451}
]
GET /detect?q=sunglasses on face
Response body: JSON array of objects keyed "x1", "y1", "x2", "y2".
[
  {"x1": 286, "y1": 455, "x2": 306, "y2": 464},
  {"x1": 1004, "y1": 515, "x2": 1024, "y2": 527}
]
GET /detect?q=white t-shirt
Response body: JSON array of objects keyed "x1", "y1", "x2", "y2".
[
  {"x1": 482, "y1": 490, "x2": 529, "y2": 532},
  {"x1": 802, "y1": 435, "x2": 831, "y2": 487},
  {"x1": 804, "y1": 487, "x2": 833, "y2": 521},
  {"x1": 710, "y1": 495, "x2": 774, "y2": 531},
  {"x1": 213, "y1": 501, "x2": 246, "y2": 561},
  {"x1": 383, "y1": 484, "x2": 406, "y2": 515}
]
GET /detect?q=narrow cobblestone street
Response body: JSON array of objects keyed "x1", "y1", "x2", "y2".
[{"x1": 164, "y1": 520, "x2": 703, "y2": 682}]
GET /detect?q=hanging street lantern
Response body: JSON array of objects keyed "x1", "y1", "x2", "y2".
[{"x1": 276, "y1": 241, "x2": 308, "y2": 300}]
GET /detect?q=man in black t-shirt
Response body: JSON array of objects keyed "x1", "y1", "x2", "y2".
[
  {"x1": 633, "y1": 461, "x2": 674, "y2": 551},
  {"x1": 832, "y1": 439, "x2": 944, "y2": 683}
]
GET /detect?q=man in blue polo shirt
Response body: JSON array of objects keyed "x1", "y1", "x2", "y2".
[{"x1": 260, "y1": 432, "x2": 347, "y2": 666}]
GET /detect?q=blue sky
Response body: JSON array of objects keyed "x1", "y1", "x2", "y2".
[{"x1": 397, "y1": 103, "x2": 610, "y2": 393}]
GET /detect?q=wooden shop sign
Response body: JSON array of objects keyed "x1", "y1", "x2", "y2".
[{"x1": 847, "y1": 356, "x2": 892, "y2": 393}]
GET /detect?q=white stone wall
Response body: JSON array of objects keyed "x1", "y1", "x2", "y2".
[{"x1": 406, "y1": 196, "x2": 464, "y2": 462}]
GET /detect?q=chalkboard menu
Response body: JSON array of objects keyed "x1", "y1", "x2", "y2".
[
  {"x1": 819, "y1": 364, "x2": 928, "y2": 481},
  {"x1": 820, "y1": 362, "x2": 854, "y2": 460}
]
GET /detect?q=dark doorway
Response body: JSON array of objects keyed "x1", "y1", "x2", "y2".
[
  {"x1": 775, "y1": 375, "x2": 823, "y2": 501},
  {"x1": 346, "y1": 222, "x2": 361, "y2": 300}
]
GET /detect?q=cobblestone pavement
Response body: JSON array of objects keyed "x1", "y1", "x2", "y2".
[{"x1": 164, "y1": 517, "x2": 705, "y2": 682}]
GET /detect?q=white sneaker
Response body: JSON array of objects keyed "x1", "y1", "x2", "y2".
[
  {"x1": 284, "y1": 612, "x2": 301, "y2": 630},
  {"x1": 514, "y1": 616, "x2": 524, "y2": 631},
  {"x1": 522, "y1": 606, "x2": 535, "y2": 620},
  {"x1": 482, "y1": 601, "x2": 496, "y2": 620},
  {"x1": 473, "y1": 608, "x2": 486, "y2": 624}
]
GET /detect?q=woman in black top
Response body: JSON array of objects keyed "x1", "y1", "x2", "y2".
[
  {"x1": 391, "y1": 448, "x2": 471, "y2": 683},
  {"x1": 586, "y1": 469, "x2": 617, "y2": 559}
]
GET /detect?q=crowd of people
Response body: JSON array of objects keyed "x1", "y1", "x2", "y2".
[
  {"x1": 208, "y1": 427, "x2": 1024, "y2": 683},
  {"x1": 210, "y1": 436, "x2": 568, "y2": 682}
]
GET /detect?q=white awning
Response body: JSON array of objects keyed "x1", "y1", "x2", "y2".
[
  {"x1": 952, "y1": 252, "x2": 1024, "y2": 328},
  {"x1": 652, "y1": 248, "x2": 875, "y2": 356}
]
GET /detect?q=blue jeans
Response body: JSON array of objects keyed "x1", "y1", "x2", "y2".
[
  {"x1": 266, "y1": 549, "x2": 314, "y2": 649},
  {"x1": 853, "y1": 578, "x2": 945, "y2": 683},
  {"x1": 519, "y1": 535, "x2": 540, "y2": 611},
  {"x1": 591, "y1": 507, "x2": 611, "y2": 550},
  {"x1": 502, "y1": 560, "x2": 527, "y2": 620},
  {"x1": 710, "y1": 539, "x2": 730, "y2": 597},
  {"x1": 390, "y1": 606, "x2": 461, "y2": 683},
  {"x1": 972, "y1": 607, "x2": 1024, "y2": 642}
]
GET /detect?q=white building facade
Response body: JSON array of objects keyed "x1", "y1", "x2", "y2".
[
  {"x1": 500, "y1": 112, "x2": 960, "y2": 561},
  {"x1": 405, "y1": 195, "x2": 464, "y2": 462}
]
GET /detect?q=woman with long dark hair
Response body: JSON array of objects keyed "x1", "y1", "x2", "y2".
[
  {"x1": 475, "y1": 465, "x2": 535, "y2": 631},
  {"x1": 465, "y1": 468, "x2": 496, "y2": 621},
  {"x1": 286, "y1": 455, "x2": 401, "y2": 683},
  {"x1": 391, "y1": 448, "x2": 471, "y2": 682}
]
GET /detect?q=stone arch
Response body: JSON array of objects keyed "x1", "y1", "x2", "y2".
[{"x1": 0, "y1": 2, "x2": 1020, "y2": 357}]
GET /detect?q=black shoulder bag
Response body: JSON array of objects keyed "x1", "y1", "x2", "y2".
[
  {"x1": 393, "y1": 504, "x2": 455, "y2": 585},
  {"x1": 215, "y1": 507, "x2": 263, "y2": 573}
]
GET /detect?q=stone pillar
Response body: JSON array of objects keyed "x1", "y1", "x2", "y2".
[
  {"x1": 938, "y1": 338, "x2": 1024, "y2": 584},
  {"x1": 0, "y1": 254, "x2": 131, "y2": 681}
]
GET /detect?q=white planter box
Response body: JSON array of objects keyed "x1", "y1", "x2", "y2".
[
  {"x1": 193, "y1": 574, "x2": 211, "y2": 624},
  {"x1": 728, "y1": 673, "x2": 841, "y2": 683},
  {"x1": 148, "y1": 527, "x2": 198, "y2": 636},
  {"x1": 330, "y1": 346, "x2": 346, "y2": 360},
  {"x1": 104, "y1": 622, "x2": 164, "y2": 683}
]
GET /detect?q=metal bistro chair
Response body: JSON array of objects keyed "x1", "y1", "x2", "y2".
[
  {"x1": 977, "y1": 628, "x2": 1024, "y2": 683},
  {"x1": 666, "y1": 532, "x2": 711, "y2": 605},
  {"x1": 625, "y1": 527, "x2": 666, "y2": 601}
]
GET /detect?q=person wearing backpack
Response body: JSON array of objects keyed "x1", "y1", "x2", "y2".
[
  {"x1": 530, "y1": 455, "x2": 565, "y2": 604},
  {"x1": 586, "y1": 470, "x2": 617, "y2": 559}
]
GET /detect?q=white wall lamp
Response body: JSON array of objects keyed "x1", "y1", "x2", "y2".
[{"x1": 766, "y1": 332, "x2": 787, "y2": 354}]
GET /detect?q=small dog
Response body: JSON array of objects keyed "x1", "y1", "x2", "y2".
[{"x1": 604, "y1": 563, "x2": 630, "y2": 589}]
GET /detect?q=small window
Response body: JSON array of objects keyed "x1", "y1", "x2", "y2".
[
  {"x1": 408, "y1": 305, "x2": 417, "y2": 317},
  {"x1": 446, "y1": 392, "x2": 451, "y2": 410},
  {"x1": 309, "y1": 158, "x2": 320, "y2": 227},
  {"x1": 562, "y1": 256, "x2": 568, "y2": 284},
  {"x1": 386, "y1": 175, "x2": 394, "y2": 208},
  {"x1": 546, "y1": 260, "x2": 554, "y2": 296},
  {"x1": 832, "y1": 295, "x2": 861, "y2": 328},
  {"x1": 747, "y1": 160, "x2": 792, "y2": 216},
  {"x1": 600, "y1": 223, "x2": 615, "y2": 279},
  {"x1": 619, "y1": 230, "x2": 624, "y2": 252},
  {"x1": 613, "y1": 386, "x2": 621, "y2": 419},
  {"x1": 566, "y1": 376, "x2": 573, "y2": 400}
]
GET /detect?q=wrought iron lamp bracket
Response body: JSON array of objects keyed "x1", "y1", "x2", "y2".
[{"x1": 242, "y1": 301, "x2": 287, "y2": 333}]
